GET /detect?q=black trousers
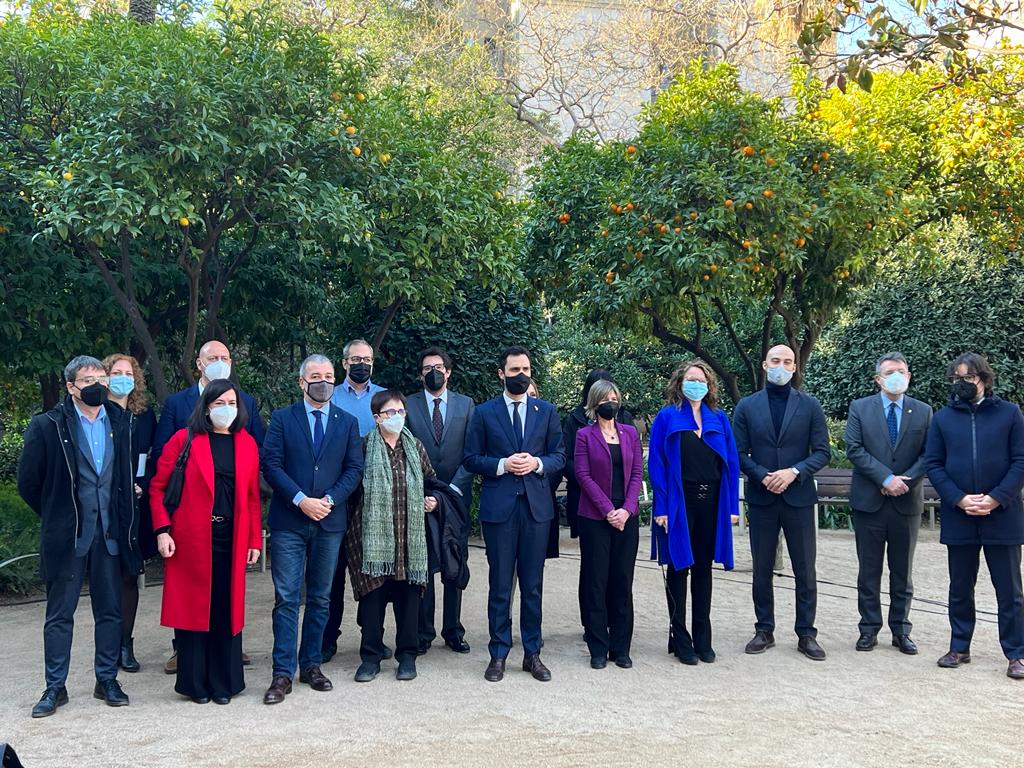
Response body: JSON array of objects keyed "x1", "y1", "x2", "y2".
[
  {"x1": 947, "y1": 543, "x2": 1024, "y2": 660},
  {"x1": 357, "y1": 580, "x2": 421, "y2": 665},
  {"x1": 174, "y1": 522, "x2": 244, "y2": 699},
  {"x1": 748, "y1": 500, "x2": 817, "y2": 637},
  {"x1": 418, "y1": 573, "x2": 465, "y2": 646},
  {"x1": 853, "y1": 502, "x2": 918, "y2": 636},
  {"x1": 664, "y1": 486, "x2": 719, "y2": 656},
  {"x1": 323, "y1": 542, "x2": 348, "y2": 651},
  {"x1": 578, "y1": 515, "x2": 639, "y2": 659}
]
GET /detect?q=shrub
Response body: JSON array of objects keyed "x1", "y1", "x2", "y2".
[
  {"x1": 0, "y1": 427, "x2": 24, "y2": 484},
  {"x1": 0, "y1": 483, "x2": 41, "y2": 596}
]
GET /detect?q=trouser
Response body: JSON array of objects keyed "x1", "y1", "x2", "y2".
[
  {"x1": 481, "y1": 497, "x2": 548, "y2": 659},
  {"x1": 665, "y1": 484, "x2": 719, "y2": 655},
  {"x1": 947, "y1": 543, "x2": 1024, "y2": 660},
  {"x1": 578, "y1": 515, "x2": 639, "y2": 659},
  {"x1": 323, "y1": 542, "x2": 348, "y2": 651},
  {"x1": 357, "y1": 580, "x2": 421, "y2": 664},
  {"x1": 43, "y1": 527, "x2": 122, "y2": 688},
  {"x1": 418, "y1": 573, "x2": 466, "y2": 646},
  {"x1": 749, "y1": 501, "x2": 818, "y2": 637},
  {"x1": 270, "y1": 523, "x2": 344, "y2": 678},
  {"x1": 853, "y1": 502, "x2": 918, "y2": 636}
]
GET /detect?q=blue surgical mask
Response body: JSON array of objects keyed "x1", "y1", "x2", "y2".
[
  {"x1": 380, "y1": 414, "x2": 405, "y2": 434},
  {"x1": 766, "y1": 366, "x2": 794, "y2": 386},
  {"x1": 109, "y1": 375, "x2": 135, "y2": 398},
  {"x1": 682, "y1": 381, "x2": 709, "y2": 402},
  {"x1": 880, "y1": 371, "x2": 909, "y2": 395}
]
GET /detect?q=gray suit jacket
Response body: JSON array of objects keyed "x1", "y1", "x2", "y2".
[
  {"x1": 845, "y1": 393, "x2": 933, "y2": 515},
  {"x1": 406, "y1": 389, "x2": 475, "y2": 498}
]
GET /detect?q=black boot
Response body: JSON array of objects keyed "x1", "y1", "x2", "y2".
[{"x1": 120, "y1": 637, "x2": 140, "y2": 673}]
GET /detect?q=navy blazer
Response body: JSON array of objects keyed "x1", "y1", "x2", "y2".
[
  {"x1": 463, "y1": 395, "x2": 566, "y2": 523},
  {"x1": 732, "y1": 386, "x2": 831, "y2": 508},
  {"x1": 153, "y1": 383, "x2": 266, "y2": 461},
  {"x1": 260, "y1": 401, "x2": 364, "y2": 534}
]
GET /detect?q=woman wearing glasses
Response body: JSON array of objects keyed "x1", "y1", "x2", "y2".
[{"x1": 925, "y1": 352, "x2": 1024, "y2": 680}]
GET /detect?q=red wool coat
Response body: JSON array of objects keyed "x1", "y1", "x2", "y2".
[{"x1": 150, "y1": 429, "x2": 262, "y2": 635}]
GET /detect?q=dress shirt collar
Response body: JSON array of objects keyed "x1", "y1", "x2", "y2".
[
  {"x1": 425, "y1": 388, "x2": 448, "y2": 405},
  {"x1": 343, "y1": 379, "x2": 374, "y2": 397},
  {"x1": 73, "y1": 402, "x2": 106, "y2": 425},
  {"x1": 503, "y1": 391, "x2": 527, "y2": 409},
  {"x1": 880, "y1": 392, "x2": 905, "y2": 411},
  {"x1": 304, "y1": 398, "x2": 330, "y2": 416}
]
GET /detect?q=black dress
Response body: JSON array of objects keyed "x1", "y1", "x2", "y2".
[{"x1": 174, "y1": 432, "x2": 244, "y2": 701}]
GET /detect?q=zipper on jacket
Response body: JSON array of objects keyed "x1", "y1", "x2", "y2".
[
  {"x1": 127, "y1": 411, "x2": 137, "y2": 552},
  {"x1": 970, "y1": 411, "x2": 978, "y2": 493}
]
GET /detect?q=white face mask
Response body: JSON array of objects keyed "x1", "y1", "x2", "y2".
[
  {"x1": 380, "y1": 414, "x2": 405, "y2": 434},
  {"x1": 209, "y1": 405, "x2": 237, "y2": 429},
  {"x1": 766, "y1": 366, "x2": 794, "y2": 386},
  {"x1": 203, "y1": 360, "x2": 231, "y2": 382},
  {"x1": 880, "y1": 371, "x2": 909, "y2": 395}
]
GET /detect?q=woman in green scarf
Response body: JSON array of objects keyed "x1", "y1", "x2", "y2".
[{"x1": 346, "y1": 389, "x2": 437, "y2": 683}]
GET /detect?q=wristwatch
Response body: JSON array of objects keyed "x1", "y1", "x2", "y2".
[
  {"x1": 325, "y1": 495, "x2": 335, "y2": 507},
  {"x1": 790, "y1": 467, "x2": 800, "y2": 476}
]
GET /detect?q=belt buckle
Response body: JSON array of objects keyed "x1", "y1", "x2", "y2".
[{"x1": 212, "y1": 515, "x2": 226, "y2": 523}]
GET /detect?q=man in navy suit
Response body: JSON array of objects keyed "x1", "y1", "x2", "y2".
[
  {"x1": 733, "y1": 344, "x2": 831, "y2": 660},
  {"x1": 463, "y1": 346, "x2": 565, "y2": 682},
  {"x1": 151, "y1": 339, "x2": 266, "y2": 674},
  {"x1": 260, "y1": 354, "x2": 363, "y2": 704}
]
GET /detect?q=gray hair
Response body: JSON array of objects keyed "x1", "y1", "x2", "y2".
[
  {"x1": 875, "y1": 351, "x2": 909, "y2": 374},
  {"x1": 299, "y1": 354, "x2": 333, "y2": 379},
  {"x1": 64, "y1": 355, "x2": 105, "y2": 383},
  {"x1": 585, "y1": 379, "x2": 621, "y2": 421},
  {"x1": 342, "y1": 338, "x2": 373, "y2": 359}
]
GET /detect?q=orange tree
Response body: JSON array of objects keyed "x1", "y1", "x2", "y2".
[{"x1": 522, "y1": 60, "x2": 1023, "y2": 403}]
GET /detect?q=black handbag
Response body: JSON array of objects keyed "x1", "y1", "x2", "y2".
[{"x1": 162, "y1": 429, "x2": 193, "y2": 516}]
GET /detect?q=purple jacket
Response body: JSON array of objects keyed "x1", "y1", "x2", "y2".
[{"x1": 574, "y1": 421, "x2": 644, "y2": 520}]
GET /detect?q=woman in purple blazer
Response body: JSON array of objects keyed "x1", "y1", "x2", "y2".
[{"x1": 574, "y1": 380, "x2": 644, "y2": 669}]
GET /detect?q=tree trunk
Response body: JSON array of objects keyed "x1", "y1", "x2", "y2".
[
  {"x1": 370, "y1": 297, "x2": 406, "y2": 358},
  {"x1": 128, "y1": 0, "x2": 156, "y2": 24},
  {"x1": 39, "y1": 373, "x2": 62, "y2": 411}
]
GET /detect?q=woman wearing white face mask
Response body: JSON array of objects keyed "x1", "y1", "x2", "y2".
[
  {"x1": 149, "y1": 379, "x2": 262, "y2": 704},
  {"x1": 345, "y1": 390, "x2": 438, "y2": 683}
]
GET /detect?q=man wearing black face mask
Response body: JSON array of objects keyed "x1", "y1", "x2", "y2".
[
  {"x1": 260, "y1": 354, "x2": 364, "y2": 704},
  {"x1": 18, "y1": 356, "x2": 141, "y2": 717},
  {"x1": 463, "y1": 346, "x2": 566, "y2": 682},
  {"x1": 925, "y1": 352, "x2": 1024, "y2": 680},
  {"x1": 405, "y1": 347, "x2": 475, "y2": 655}
]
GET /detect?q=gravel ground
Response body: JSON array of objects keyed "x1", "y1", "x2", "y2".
[{"x1": 2, "y1": 527, "x2": 1023, "y2": 768}]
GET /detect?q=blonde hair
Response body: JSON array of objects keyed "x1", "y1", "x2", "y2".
[
  {"x1": 666, "y1": 359, "x2": 719, "y2": 410},
  {"x1": 102, "y1": 353, "x2": 149, "y2": 414},
  {"x1": 585, "y1": 379, "x2": 622, "y2": 421}
]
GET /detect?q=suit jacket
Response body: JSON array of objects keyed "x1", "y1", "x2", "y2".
[
  {"x1": 406, "y1": 390, "x2": 475, "y2": 498},
  {"x1": 573, "y1": 421, "x2": 644, "y2": 519},
  {"x1": 733, "y1": 386, "x2": 831, "y2": 508},
  {"x1": 260, "y1": 401, "x2": 364, "y2": 534},
  {"x1": 462, "y1": 395, "x2": 566, "y2": 524},
  {"x1": 845, "y1": 394, "x2": 933, "y2": 515},
  {"x1": 153, "y1": 383, "x2": 265, "y2": 461}
]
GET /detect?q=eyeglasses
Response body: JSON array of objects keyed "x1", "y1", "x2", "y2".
[
  {"x1": 376, "y1": 408, "x2": 406, "y2": 418},
  {"x1": 421, "y1": 364, "x2": 446, "y2": 375},
  {"x1": 347, "y1": 356, "x2": 373, "y2": 365},
  {"x1": 950, "y1": 374, "x2": 980, "y2": 384},
  {"x1": 75, "y1": 376, "x2": 109, "y2": 386}
]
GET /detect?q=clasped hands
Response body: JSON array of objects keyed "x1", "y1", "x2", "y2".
[
  {"x1": 300, "y1": 496, "x2": 333, "y2": 521},
  {"x1": 504, "y1": 452, "x2": 540, "y2": 476},
  {"x1": 605, "y1": 508, "x2": 630, "y2": 530},
  {"x1": 959, "y1": 493, "x2": 998, "y2": 516},
  {"x1": 882, "y1": 475, "x2": 912, "y2": 496},
  {"x1": 762, "y1": 468, "x2": 798, "y2": 494}
]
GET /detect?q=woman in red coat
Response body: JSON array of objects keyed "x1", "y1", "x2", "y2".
[{"x1": 150, "y1": 379, "x2": 262, "y2": 704}]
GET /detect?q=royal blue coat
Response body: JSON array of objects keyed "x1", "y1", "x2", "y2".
[{"x1": 649, "y1": 403, "x2": 740, "y2": 570}]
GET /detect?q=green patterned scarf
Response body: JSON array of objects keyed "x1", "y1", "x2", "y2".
[{"x1": 361, "y1": 426, "x2": 427, "y2": 585}]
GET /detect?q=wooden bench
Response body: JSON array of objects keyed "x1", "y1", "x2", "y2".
[{"x1": 814, "y1": 468, "x2": 941, "y2": 530}]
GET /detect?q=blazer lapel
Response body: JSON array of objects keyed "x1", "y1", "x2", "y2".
[
  {"x1": 194, "y1": 433, "x2": 215, "y2": 493},
  {"x1": 291, "y1": 402, "x2": 316, "y2": 456},
  {"x1": 757, "y1": 390, "x2": 778, "y2": 442},
  {"x1": 523, "y1": 397, "x2": 542, "y2": 448},
  {"x1": 320, "y1": 405, "x2": 346, "y2": 454},
  {"x1": 496, "y1": 397, "x2": 519, "y2": 450},
  {"x1": 893, "y1": 398, "x2": 914, "y2": 450},
  {"x1": 777, "y1": 389, "x2": 800, "y2": 443},
  {"x1": 417, "y1": 393, "x2": 441, "y2": 446},
  {"x1": 440, "y1": 393, "x2": 459, "y2": 443}
]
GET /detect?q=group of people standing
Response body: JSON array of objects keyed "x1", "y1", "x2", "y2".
[{"x1": 16, "y1": 337, "x2": 1024, "y2": 718}]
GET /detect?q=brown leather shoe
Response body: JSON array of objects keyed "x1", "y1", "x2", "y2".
[
  {"x1": 299, "y1": 666, "x2": 333, "y2": 692},
  {"x1": 522, "y1": 653, "x2": 552, "y2": 682},
  {"x1": 798, "y1": 636, "x2": 827, "y2": 661},
  {"x1": 1008, "y1": 659, "x2": 1024, "y2": 679},
  {"x1": 937, "y1": 650, "x2": 971, "y2": 668},
  {"x1": 262, "y1": 675, "x2": 292, "y2": 705},
  {"x1": 163, "y1": 652, "x2": 177, "y2": 675},
  {"x1": 484, "y1": 657, "x2": 505, "y2": 682},
  {"x1": 744, "y1": 630, "x2": 775, "y2": 655}
]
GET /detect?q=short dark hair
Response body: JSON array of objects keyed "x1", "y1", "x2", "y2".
[
  {"x1": 580, "y1": 368, "x2": 612, "y2": 406},
  {"x1": 371, "y1": 389, "x2": 407, "y2": 415},
  {"x1": 499, "y1": 346, "x2": 531, "y2": 370},
  {"x1": 64, "y1": 355, "x2": 105, "y2": 383},
  {"x1": 947, "y1": 352, "x2": 996, "y2": 394},
  {"x1": 187, "y1": 378, "x2": 248, "y2": 434},
  {"x1": 875, "y1": 352, "x2": 909, "y2": 374},
  {"x1": 418, "y1": 346, "x2": 452, "y2": 371}
]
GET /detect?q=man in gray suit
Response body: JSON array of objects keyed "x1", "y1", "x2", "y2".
[
  {"x1": 406, "y1": 347, "x2": 475, "y2": 655},
  {"x1": 845, "y1": 351, "x2": 933, "y2": 655}
]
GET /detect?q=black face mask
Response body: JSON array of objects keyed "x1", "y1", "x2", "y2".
[
  {"x1": 305, "y1": 379, "x2": 335, "y2": 404},
  {"x1": 504, "y1": 372, "x2": 531, "y2": 396},
  {"x1": 596, "y1": 401, "x2": 620, "y2": 420},
  {"x1": 951, "y1": 380, "x2": 979, "y2": 403},
  {"x1": 347, "y1": 363, "x2": 372, "y2": 385},
  {"x1": 424, "y1": 369, "x2": 446, "y2": 393},
  {"x1": 77, "y1": 382, "x2": 108, "y2": 407}
]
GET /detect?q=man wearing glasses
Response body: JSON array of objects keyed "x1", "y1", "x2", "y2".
[{"x1": 18, "y1": 356, "x2": 140, "y2": 716}]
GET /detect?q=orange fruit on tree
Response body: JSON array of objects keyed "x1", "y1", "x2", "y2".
[
  {"x1": 346, "y1": 126, "x2": 357, "y2": 136},
  {"x1": 674, "y1": 227, "x2": 681, "y2": 234},
  {"x1": 352, "y1": 146, "x2": 361, "y2": 156},
  {"x1": 821, "y1": 151, "x2": 830, "y2": 160},
  {"x1": 355, "y1": 92, "x2": 366, "y2": 102},
  {"x1": 725, "y1": 199, "x2": 734, "y2": 208},
  {"x1": 709, "y1": 264, "x2": 718, "y2": 273},
  {"x1": 179, "y1": 217, "x2": 190, "y2": 227},
  {"x1": 690, "y1": 211, "x2": 698, "y2": 220},
  {"x1": 745, "y1": 202, "x2": 754, "y2": 210},
  {"x1": 741, "y1": 146, "x2": 755, "y2": 156},
  {"x1": 703, "y1": 274, "x2": 710, "y2": 281},
  {"x1": 605, "y1": 271, "x2": 615, "y2": 284},
  {"x1": 742, "y1": 240, "x2": 752, "y2": 249},
  {"x1": 625, "y1": 202, "x2": 635, "y2": 211},
  {"x1": 811, "y1": 163, "x2": 820, "y2": 172},
  {"x1": 330, "y1": 91, "x2": 342, "y2": 101},
  {"x1": 625, "y1": 145, "x2": 637, "y2": 156},
  {"x1": 763, "y1": 189, "x2": 775, "y2": 198}
]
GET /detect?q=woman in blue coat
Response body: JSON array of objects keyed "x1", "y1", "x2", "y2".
[
  {"x1": 650, "y1": 360, "x2": 740, "y2": 664},
  {"x1": 924, "y1": 352, "x2": 1024, "y2": 679}
]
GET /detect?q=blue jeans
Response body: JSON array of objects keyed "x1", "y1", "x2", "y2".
[{"x1": 270, "y1": 523, "x2": 344, "y2": 678}]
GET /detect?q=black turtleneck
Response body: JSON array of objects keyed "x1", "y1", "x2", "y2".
[{"x1": 766, "y1": 381, "x2": 792, "y2": 435}]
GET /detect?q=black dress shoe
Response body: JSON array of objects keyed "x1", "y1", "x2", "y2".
[
  {"x1": 396, "y1": 658, "x2": 417, "y2": 681},
  {"x1": 744, "y1": 630, "x2": 775, "y2": 654},
  {"x1": 299, "y1": 666, "x2": 333, "y2": 691},
  {"x1": 416, "y1": 640, "x2": 431, "y2": 656},
  {"x1": 94, "y1": 679, "x2": 130, "y2": 707},
  {"x1": 31, "y1": 687, "x2": 68, "y2": 718},
  {"x1": 446, "y1": 638, "x2": 471, "y2": 654},
  {"x1": 614, "y1": 654, "x2": 633, "y2": 669},
  {"x1": 191, "y1": 696, "x2": 210, "y2": 704},
  {"x1": 798, "y1": 636, "x2": 827, "y2": 661},
  {"x1": 697, "y1": 649, "x2": 716, "y2": 664},
  {"x1": 1008, "y1": 659, "x2": 1024, "y2": 679},
  {"x1": 119, "y1": 637, "x2": 140, "y2": 673},
  {"x1": 590, "y1": 656, "x2": 607, "y2": 669},
  {"x1": 677, "y1": 650, "x2": 698, "y2": 666},
  {"x1": 263, "y1": 675, "x2": 292, "y2": 704},
  {"x1": 484, "y1": 657, "x2": 506, "y2": 682},
  {"x1": 212, "y1": 696, "x2": 230, "y2": 705},
  {"x1": 937, "y1": 649, "x2": 971, "y2": 668},
  {"x1": 892, "y1": 635, "x2": 918, "y2": 655},
  {"x1": 856, "y1": 633, "x2": 878, "y2": 652},
  {"x1": 354, "y1": 662, "x2": 380, "y2": 683},
  {"x1": 522, "y1": 653, "x2": 551, "y2": 682},
  {"x1": 383, "y1": 644, "x2": 394, "y2": 660}
]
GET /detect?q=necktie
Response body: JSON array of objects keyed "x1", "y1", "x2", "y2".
[
  {"x1": 432, "y1": 397, "x2": 444, "y2": 443},
  {"x1": 312, "y1": 410, "x2": 324, "y2": 457},
  {"x1": 512, "y1": 401, "x2": 523, "y2": 451},
  {"x1": 887, "y1": 402, "x2": 898, "y2": 447}
]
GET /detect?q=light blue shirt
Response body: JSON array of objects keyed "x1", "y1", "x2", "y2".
[
  {"x1": 293, "y1": 399, "x2": 332, "y2": 507},
  {"x1": 74, "y1": 403, "x2": 107, "y2": 473},
  {"x1": 424, "y1": 388, "x2": 448, "y2": 425},
  {"x1": 881, "y1": 393, "x2": 905, "y2": 487},
  {"x1": 331, "y1": 379, "x2": 385, "y2": 437}
]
